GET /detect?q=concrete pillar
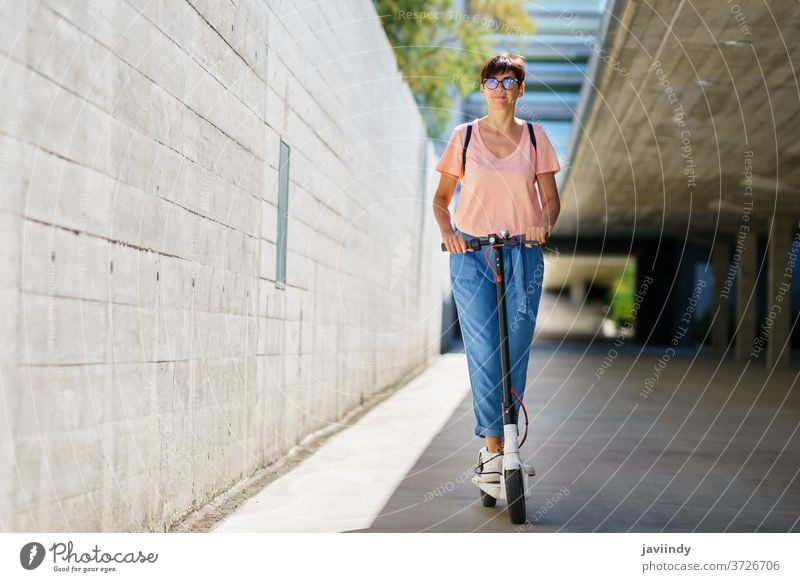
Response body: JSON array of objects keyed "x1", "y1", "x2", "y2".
[
  {"x1": 570, "y1": 281, "x2": 586, "y2": 304},
  {"x1": 636, "y1": 238, "x2": 679, "y2": 345},
  {"x1": 766, "y1": 214, "x2": 795, "y2": 369},
  {"x1": 735, "y1": 233, "x2": 758, "y2": 360},
  {"x1": 712, "y1": 241, "x2": 730, "y2": 354}
]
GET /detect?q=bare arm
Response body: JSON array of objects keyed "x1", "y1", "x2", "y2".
[
  {"x1": 537, "y1": 171, "x2": 561, "y2": 229},
  {"x1": 525, "y1": 171, "x2": 560, "y2": 246},
  {"x1": 432, "y1": 172, "x2": 469, "y2": 253}
]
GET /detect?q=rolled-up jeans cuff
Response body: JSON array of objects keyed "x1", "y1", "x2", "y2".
[{"x1": 475, "y1": 424, "x2": 504, "y2": 438}]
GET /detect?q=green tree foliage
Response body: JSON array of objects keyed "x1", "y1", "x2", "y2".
[{"x1": 374, "y1": 0, "x2": 534, "y2": 136}]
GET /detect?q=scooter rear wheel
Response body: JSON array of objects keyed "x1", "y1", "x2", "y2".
[
  {"x1": 505, "y1": 469, "x2": 526, "y2": 524},
  {"x1": 480, "y1": 490, "x2": 497, "y2": 507}
]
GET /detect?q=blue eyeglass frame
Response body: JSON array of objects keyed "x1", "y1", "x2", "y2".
[{"x1": 483, "y1": 77, "x2": 520, "y2": 90}]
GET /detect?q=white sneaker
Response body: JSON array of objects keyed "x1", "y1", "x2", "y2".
[{"x1": 476, "y1": 446, "x2": 503, "y2": 483}]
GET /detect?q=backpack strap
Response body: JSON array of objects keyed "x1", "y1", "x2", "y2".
[
  {"x1": 462, "y1": 121, "x2": 538, "y2": 177},
  {"x1": 526, "y1": 122, "x2": 537, "y2": 150},
  {"x1": 462, "y1": 123, "x2": 473, "y2": 177}
]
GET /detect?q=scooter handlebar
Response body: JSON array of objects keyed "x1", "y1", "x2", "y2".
[
  {"x1": 440, "y1": 235, "x2": 537, "y2": 252},
  {"x1": 440, "y1": 239, "x2": 481, "y2": 252}
]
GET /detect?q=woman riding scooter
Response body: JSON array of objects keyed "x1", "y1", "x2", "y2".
[{"x1": 432, "y1": 52, "x2": 561, "y2": 482}]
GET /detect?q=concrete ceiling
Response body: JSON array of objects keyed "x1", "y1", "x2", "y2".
[{"x1": 558, "y1": 0, "x2": 800, "y2": 239}]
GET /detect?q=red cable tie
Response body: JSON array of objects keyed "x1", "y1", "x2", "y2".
[
  {"x1": 484, "y1": 244, "x2": 503, "y2": 281},
  {"x1": 511, "y1": 387, "x2": 529, "y2": 448}
]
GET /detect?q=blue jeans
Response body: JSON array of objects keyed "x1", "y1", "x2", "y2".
[{"x1": 449, "y1": 228, "x2": 544, "y2": 439}]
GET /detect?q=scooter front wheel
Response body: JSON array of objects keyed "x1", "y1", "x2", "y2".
[
  {"x1": 480, "y1": 489, "x2": 497, "y2": 507},
  {"x1": 505, "y1": 469, "x2": 526, "y2": 524}
]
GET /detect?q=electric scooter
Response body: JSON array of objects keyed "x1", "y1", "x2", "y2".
[{"x1": 442, "y1": 230, "x2": 537, "y2": 525}]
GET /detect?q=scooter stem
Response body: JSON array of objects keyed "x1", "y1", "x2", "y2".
[{"x1": 490, "y1": 234, "x2": 518, "y2": 431}]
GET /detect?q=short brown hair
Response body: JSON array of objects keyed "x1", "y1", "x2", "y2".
[{"x1": 480, "y1": 52, "x2": 526, "y2": 84}]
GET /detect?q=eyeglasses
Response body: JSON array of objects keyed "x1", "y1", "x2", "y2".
[{"x1": 483, "y1": 77, "x2": 520, "y2": 90}]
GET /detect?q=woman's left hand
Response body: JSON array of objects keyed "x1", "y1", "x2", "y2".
[{"x1": 525, "y1": 224, "x2": 550, "y2": 247}]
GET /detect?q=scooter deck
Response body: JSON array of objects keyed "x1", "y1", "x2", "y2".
[{"x1": 472, "y1": 463, "x2": 536, "y2": 501}]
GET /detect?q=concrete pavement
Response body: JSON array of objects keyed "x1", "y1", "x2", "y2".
[
  {"x1": 214, "y1": 342, "x2": 800, "y2": 533},
  {"x1": 211, "y1": 353, "x2": 471, "y2": 532}
]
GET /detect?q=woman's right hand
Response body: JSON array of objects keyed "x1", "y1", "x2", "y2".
[{"x1": 441, "y1": 231, "x2": 472, "y2": 254}]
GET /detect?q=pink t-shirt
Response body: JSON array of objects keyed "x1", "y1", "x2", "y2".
[{"x1": 435, "y1": 120, "x2": 560, "y2": 236}]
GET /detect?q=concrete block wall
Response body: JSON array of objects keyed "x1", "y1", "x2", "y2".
[{"x1": 0, "y1": 0, "x2": 447, "y2": 531}]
